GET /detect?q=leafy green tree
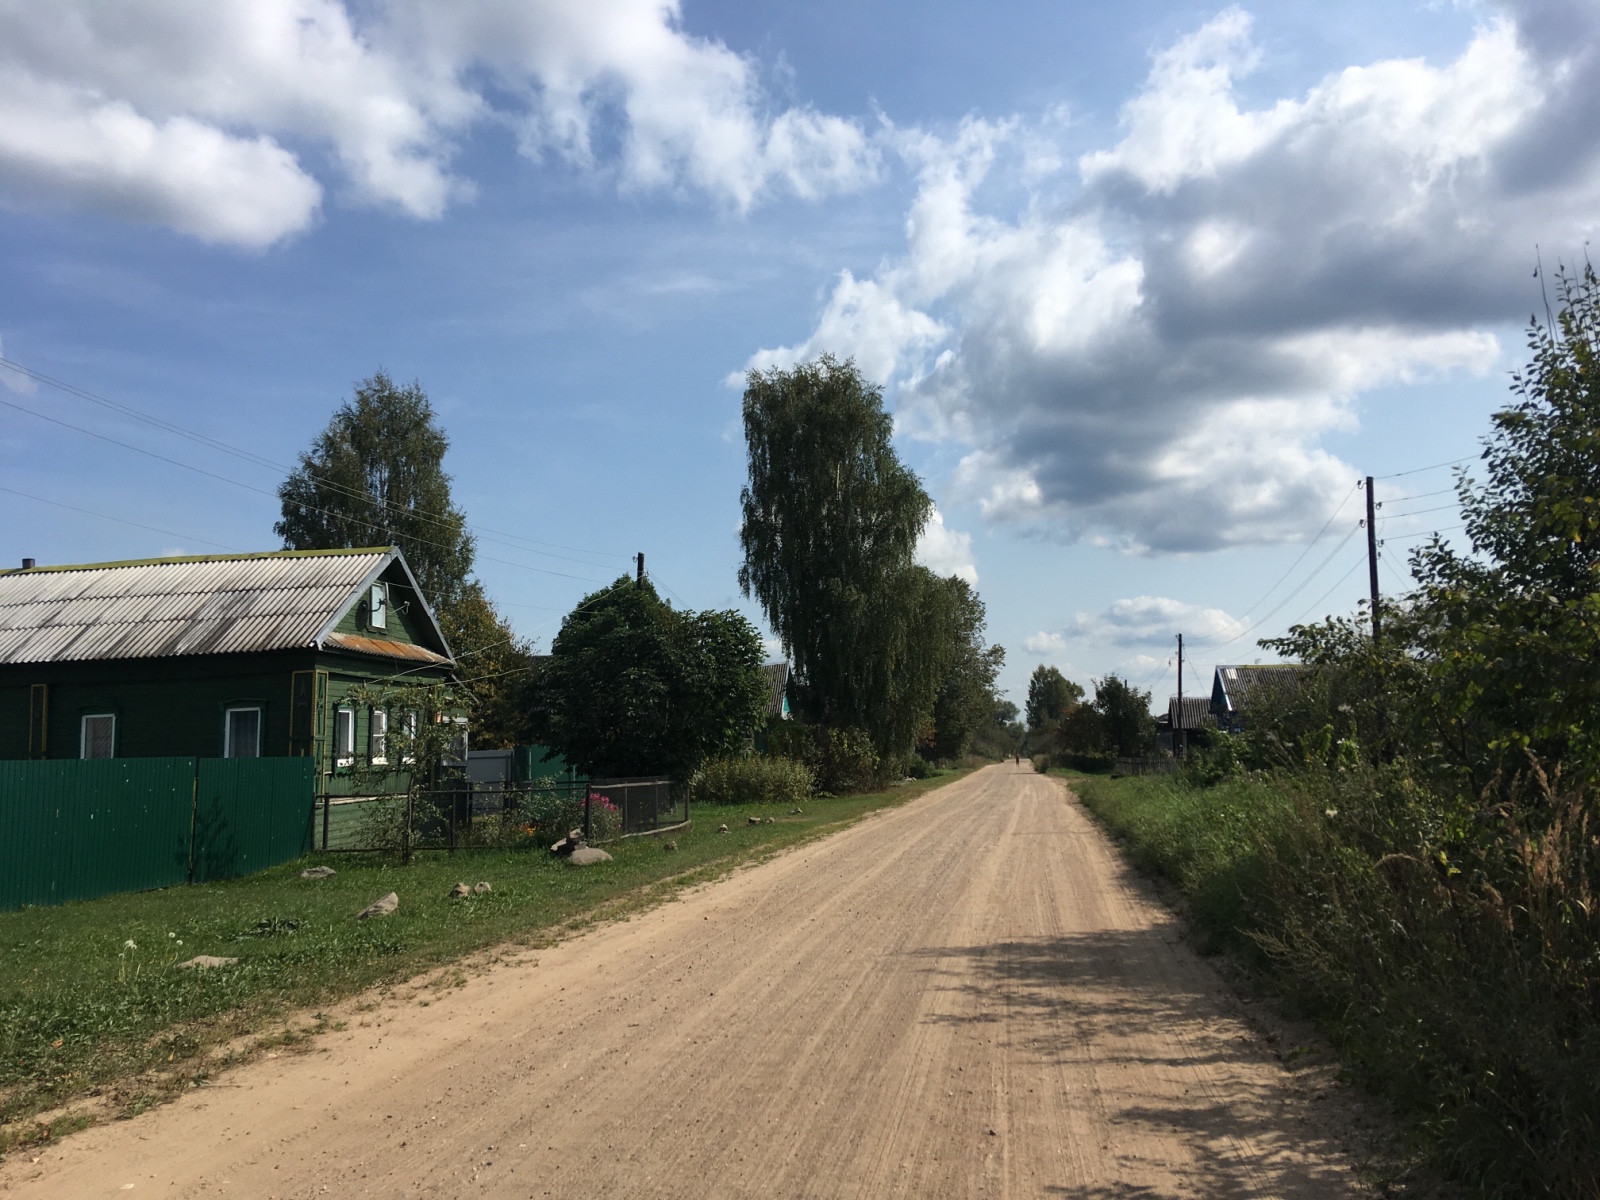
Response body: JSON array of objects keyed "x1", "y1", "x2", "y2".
[
  {"x1": 1092, "y1": 675, "x2": 1157, "y2": 757},
  {"x1": 1026, "y1": 665, "x2": 1084, "y2": 734},
  {"x1": 738, "y1": 355, "x2": 936, "y2": 761},
  {"x1": 1268, "y1": 265, "x2": 1600, "y2": 787},
  {"x1": 278, "y1": 371, "x2": 537, "y2": 748},
  {"x1": 924, "y1": 577, "x2": 1005, "y2": 761},
  {"x1": 276, "y1": 370, "x2": 474, "y2": 609},
  {"x1": 437, "y1": 581, "x2": 537, "y2": 749},
  {"x1": 533, "y1": 577, "x2": 767, "y2": 779}
]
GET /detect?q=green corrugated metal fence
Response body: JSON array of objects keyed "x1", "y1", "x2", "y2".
[
  {"x1": 0, "y1": 757, "x2": 316, "y2": 910},
  {"x1": 192, "y1": 758, "x2": 317, "y2": 883}
]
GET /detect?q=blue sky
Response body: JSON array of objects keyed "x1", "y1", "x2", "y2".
[{"x1": 2, "y1": 0, "x2": 1595, "y2": 709}]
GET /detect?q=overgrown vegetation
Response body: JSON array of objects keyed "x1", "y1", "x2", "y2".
[
  {"x1": 1069, "y1": 267, "x2": 1600, "y2": 1198},
  {"x1": 530, "y1": 576, "x2": 768, "y2": 779},
  {"x1": 0, "y1": 772, "x2": 967, "y2": 1152},
  {"x1": 1026, "y1": 665, "x2": 1156, "y2": 759},
  {"x1": 692, "y1": 755, "x2": 814, "y2": 806}
]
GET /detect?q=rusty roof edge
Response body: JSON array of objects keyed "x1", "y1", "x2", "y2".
[{"x1": 0, "y1": 547, "x2": 392, "y2": 576}]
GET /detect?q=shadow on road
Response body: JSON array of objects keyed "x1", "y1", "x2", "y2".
[{"x1": 913, "y1": 930, "x2": 1359, "y2": 1199}]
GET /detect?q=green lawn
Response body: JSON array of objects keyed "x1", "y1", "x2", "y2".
[{"x1": 0, "y1": 770, "x2": 971, "y2": 1147}]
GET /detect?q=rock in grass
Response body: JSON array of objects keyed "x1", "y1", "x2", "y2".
[
  {"x1": 357, "y1": 892, "x2": 399, "y2": 920},
  {"x1": 789, "y1": 808, "x2": 804, "y2": 815},
  {"x1": 473, "y1": 881, "x2": 492, "y2": 894},
  {"x1": 567, "y1": 847, "x2": 612, "y2": 866},
  {"x1": 176, "y1": 955, "x2": 238, "y2": 970},
  {"x1": 450, "y1": 882, "x2": 471, "y2": 898},
  {"x1": 663, "y1": 840, "x2": 677, "y2": 852},
  {"x1": 748, "y1": 815, "x2": 762, "y2": 825},
  {"x1": 300, "y1": 866, "x2": 336, "y2": 879},
  {"x1": 717, "y1": 824, "x2": 728, "y2": 834}
]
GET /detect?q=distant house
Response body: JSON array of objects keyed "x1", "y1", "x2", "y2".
[
  {"x1": 1159, "y1": 695, "x2": 1216, "y2": 753},
  {"x1": 1209, "y1": 663, "x2": 1311, "y2": 731},
  {"x1": 0, "y1": 548, "x2": 456, "y2": 793}
]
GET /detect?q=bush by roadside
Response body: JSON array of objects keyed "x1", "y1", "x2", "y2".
[
  {"x1": 1072, "y1": 769, "x2": 1600, "y2": 1198},
  {"x1": 692, "y1": 756, "x2": 814, "y2": 806}
]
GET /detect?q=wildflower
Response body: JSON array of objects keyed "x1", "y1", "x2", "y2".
[{"x1": 123, "y1": 939, "x2": 136, "y2": 950}]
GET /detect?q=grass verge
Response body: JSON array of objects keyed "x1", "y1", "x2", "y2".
[
  {"x1": 1065, "y1": 768, "x2": 1600, "y2": 1198},
  {"x1": 0, "y1": 769, "x2": 972, "y2": 1152}
]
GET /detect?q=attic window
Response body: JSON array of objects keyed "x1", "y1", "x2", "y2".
[{"x1": 369, "y1": 583, "x2": 388, "y2": 630}]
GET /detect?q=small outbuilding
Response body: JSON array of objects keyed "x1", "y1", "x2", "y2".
[{"x1": 0, "y1": 547, "x2": 456, "y2": 793}]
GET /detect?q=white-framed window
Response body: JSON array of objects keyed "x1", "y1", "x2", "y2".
[
  {"x1": 402, "y1": 711, "x2": 418, "y2": 763},
  {"x1": 80, "y1": 713, "x2": 115, "y2": 759},
  {"x1": 334, "y1": 706, "x2": 356, "y2": 765},
  {"x1": 224, "y1": 706, "x2": 261, "y2": 758},
  {"x1": 368, "y1": 582, "x2": 388, "y2": 630},
  {"x1": 369, "y1": 707, "x2": 388, "y2": 764},
  {"x1": 447, "y1": 715, "x2": 469, "y2": 763}
]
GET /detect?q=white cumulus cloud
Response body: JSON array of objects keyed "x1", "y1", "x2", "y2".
[
  {"x1": 0, "y1": 0, "x2": 879, "y2": 247},
  {"x1": 756, "y1": 0, "x2": 1600, "y2": 552},
  {"x1": 915, "y1": 507, "x2": 978, "y2": 584},
  {"x1": 1065, "y1": 596, "x2": 1241, "y2": 647},
  {"x1": 1023, "y1": 631, "x2": 1067, "y2": 656}
]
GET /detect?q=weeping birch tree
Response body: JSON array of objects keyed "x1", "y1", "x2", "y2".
[{"x1": 738, "y1": 355, "x2": 945, "y2": 764}]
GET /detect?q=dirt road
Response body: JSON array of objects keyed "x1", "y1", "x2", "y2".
[{"x1": 4, "y1": 765, "x2": 1364, "y2": 1198}]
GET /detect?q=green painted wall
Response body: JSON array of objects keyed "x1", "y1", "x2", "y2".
[
  {"x1": 0, "y1": 650, "x2": 454, "y2": 803},
  {"x1": 330, "y1": 563, "x2": 442, "y2": 652}
]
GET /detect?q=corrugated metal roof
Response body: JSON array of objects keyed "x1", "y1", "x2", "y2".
[
  {"x1": 1211, "y1": 663, "x2": 1312, "y2": 716},
  {"x1": 0, "y1": 549, "x2": 399, "y2": 665},
  {"x1": 1167, "y1": 695, "x2": 1217, "y2": 730}
]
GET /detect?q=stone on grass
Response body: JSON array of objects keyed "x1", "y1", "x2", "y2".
[
  {"x1": 450, "y1": 882, "x2": 471, "y2": 898},
  {"x1": 357, "y1": 892, "x2": 399, "y2": 920},
  {"x1": 789, "y1": 808, "x2": 804, "y2": 815},
  {"x1": 176, "y1": 955, "x2": 238, "y2": 970},
  {"x1": 748, "y1": 815, "x2": 762, "y2": 825},
  {"x1": 663, "y1": 840, "x2": 677, "y2": 852},
  {"x1": 300, "y1": 866, "x2": 336, "y2": 880},
  {"x1": 764, "y1": 817, "x2": 774, "y2": 824},
  {"x1": 717, "y1": 824, "x2": 728, "y2": 834},
  {"x1": 567, "y1": 846, "x2": 612, "y2": 866},
  {"x1": 473, "y1": 881, "x2": 492, "y2": 894}
]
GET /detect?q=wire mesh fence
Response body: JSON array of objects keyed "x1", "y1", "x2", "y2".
[{"x1": 317, "y1": 775, "x2": 684, "y2": 854}]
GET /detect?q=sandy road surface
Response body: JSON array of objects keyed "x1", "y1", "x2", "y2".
[{"x1": 4, "y1": 765, "x2": 1363, "y2": 1199}]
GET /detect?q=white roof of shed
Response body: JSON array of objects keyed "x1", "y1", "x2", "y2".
[{"x1": 0, "y1": 548, "x2": 450, "y2": 666}]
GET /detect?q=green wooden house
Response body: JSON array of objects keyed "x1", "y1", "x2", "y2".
[{"x1": 0, "y1": 548, "x2": 457, "y2": 794}]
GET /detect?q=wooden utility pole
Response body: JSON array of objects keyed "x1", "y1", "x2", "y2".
[
  {"x1": 636, "y1": 552, "x2": 645, "y2": 590},
  {"x1": 1365, "y1": 476, "x2": 1380, "y2": 641},
  {"x1": 1175, "y1": 633, "x2": 1185, "y2": 759}
]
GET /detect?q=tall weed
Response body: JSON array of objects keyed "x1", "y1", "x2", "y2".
[{"x1": 1076, "y1": 767, "x2": 1600, "y2": 1196}]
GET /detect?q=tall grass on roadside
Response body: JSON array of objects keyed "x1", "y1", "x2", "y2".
[
  {"x1": 692, "y1": 755, "x2": 813, "y2": 806},
  {"x1": 1074, "y1": 767, "x2": 1600, "y2": 1198}
]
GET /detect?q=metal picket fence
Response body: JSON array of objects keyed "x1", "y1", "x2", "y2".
[{"x1": 318, "y1": 775, "x2": 684, "y2": 854}]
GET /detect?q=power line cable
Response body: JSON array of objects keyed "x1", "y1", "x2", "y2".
[
  {"x1": 1382, "y1": 502, "x2": 1460, "y2": 519},
  {"x1": 1193, "y1": 519, "x2": 1363, "y2": 651},
  {"x1": 1286, "y1": 550, "x2": 1369, "y2": 628},
  {"x1": 1185, "y1": 482, "x2": 1361, "y2": 649},
  {"x1": 0, "y1": 395, "x2": 611, "y2": 585},
  {"x1": 1, "y1": 485, "x2": 243, "y2": 552},
  {"x1": 0, "y1": 354, "x2": 632, "y2": 565},
  {"x1": 1376, "y1": 456, "x2": 1474, "y2": 480}
]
